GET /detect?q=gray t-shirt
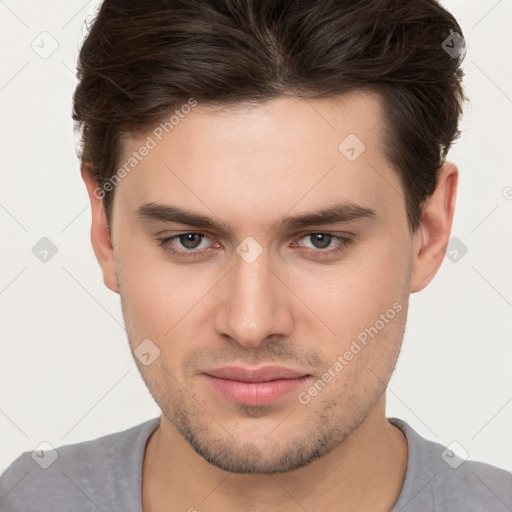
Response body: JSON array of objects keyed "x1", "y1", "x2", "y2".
[{"x1": 1, "y1": 417, "x2": 511, "y2": 511}]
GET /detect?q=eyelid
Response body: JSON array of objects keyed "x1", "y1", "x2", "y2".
[
  {"x1": 156, "y1": 230, "x2": 352, "y2": 243},
  {"x1": 292, "y1": 233, "x2": 352, "y2": 255},
  {"x1": 294, "y1": 229, "x2": 354, "y2": 241},
  {"x1": 157, "y1": 231, "x2": 215, "y2": 250},
  {"x1": 295, "y1": 232, "x2": 350, "y2": 244}
]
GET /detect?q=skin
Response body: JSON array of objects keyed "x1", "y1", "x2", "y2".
[{"x1": 81, "y1": 90, "x2": 458, "y2": 511}]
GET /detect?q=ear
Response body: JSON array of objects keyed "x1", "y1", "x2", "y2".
[
  {"x1": 81, "y1": 163, "x2": 119, "y2": 294},
  {"x1": 410, "y1": 161, "x2": 458, "y2": 293}
]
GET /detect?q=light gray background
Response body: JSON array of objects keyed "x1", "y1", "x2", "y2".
[{"x1": 1, "y1": 0, "x2": 511, "y2": 474}]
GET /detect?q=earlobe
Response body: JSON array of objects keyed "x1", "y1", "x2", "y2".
[
  {"x1": 81, "y1": 163, "x2": 119, "y2": 294},
  {"x1": 409, "y1": 161, "x2": 458, "y2": 293}
]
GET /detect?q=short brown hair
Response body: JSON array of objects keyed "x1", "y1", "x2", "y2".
[{"x1": 72, "y1": 0, "x2": 467, "y2": 231}]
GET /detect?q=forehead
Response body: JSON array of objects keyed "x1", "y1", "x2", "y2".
[{"x1": 114, "y1": 91, "x2": 404, "y2": 231}]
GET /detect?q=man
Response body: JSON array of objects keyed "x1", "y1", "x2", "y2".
[{"x1": 1, "y1": 0, "x2": 511, "y2": 511}]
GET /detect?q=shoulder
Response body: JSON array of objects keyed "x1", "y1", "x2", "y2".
[
  {"x1": 390, "y1": 417, "x2": 512, "y2": 511},
  {"x1": 0, "y1": 417, "x2": 160, "y2": 512}
]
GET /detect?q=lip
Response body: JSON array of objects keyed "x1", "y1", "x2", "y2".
[
  {"x1": 202, "y1": 365, "x2": 312, "y2": 406},
  {"x1": 205, "y1": 365, "x2": 308, "y2": 382}
]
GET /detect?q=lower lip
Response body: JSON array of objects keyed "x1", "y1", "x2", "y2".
[{"x1": 203, "y1": 374, "x2": 311, "y2": 406}]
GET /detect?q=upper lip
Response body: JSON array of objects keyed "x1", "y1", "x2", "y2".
[{"x1": 204, "y1": 365, "x2": 309, "y2": 382}]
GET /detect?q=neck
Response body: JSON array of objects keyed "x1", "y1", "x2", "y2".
[{"x1": 142, "y1": 396, "x2": 408, "y2": 512}]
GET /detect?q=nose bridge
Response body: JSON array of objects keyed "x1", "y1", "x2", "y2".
[{"x1": 215, "y1": 244, "x2": 292, "y2": 346}]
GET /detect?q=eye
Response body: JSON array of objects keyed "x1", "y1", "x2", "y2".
[
  {"x1": 300, "y1": 233, "x2": 335, "y2": 249},
  {"x1": 174, "y1": 233, "x2": 208, "y2": 250},
  {"x1": 293, "y1": 233, "x2": 352, "y2": 258},
  {"x1": 156, "y1": 231, "x2": 352, "y2": 261},
  {"x1": 156, "y1": 232, "x2": 215, "y2": 260}
]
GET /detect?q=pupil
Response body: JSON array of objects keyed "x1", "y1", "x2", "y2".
[
  {"x1": 312, "y1": 233, "x2": 331, "y2": 249},
  {"x1": 180, "y1": 233, "x2": 201, "y2": 249}
]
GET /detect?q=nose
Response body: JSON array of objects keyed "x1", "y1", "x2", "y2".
[{"x1": 214, "y1": 246, "x2": 294, "y2": 348}]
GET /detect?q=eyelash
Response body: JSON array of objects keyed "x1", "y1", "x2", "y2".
[{"x1": 156, "y1": 232, "x2": 352, "y2": 261}]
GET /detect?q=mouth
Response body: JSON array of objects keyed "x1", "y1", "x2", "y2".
[{"x1": 202, "y1": 365, "x2": 312, "y2": 406}]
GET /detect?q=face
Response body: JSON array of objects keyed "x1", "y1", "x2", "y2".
[{"x1": 84, "y1": 91, "x2": 454, "y2": 474}]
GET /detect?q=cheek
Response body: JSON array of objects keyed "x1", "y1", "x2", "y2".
[
  {"x1": 120, "y1": 259, "x2": 174, "y2": 330},
  {"x1": 116, "y1": 238, "x2": 221, "y2": 347},
  {"x1": 287, "y1": 233, "x2": 410, "y2": 339}
]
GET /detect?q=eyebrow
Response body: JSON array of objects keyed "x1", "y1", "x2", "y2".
[{"x1": 135, "y1": 201, "x2": 376, "y2": 233}]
